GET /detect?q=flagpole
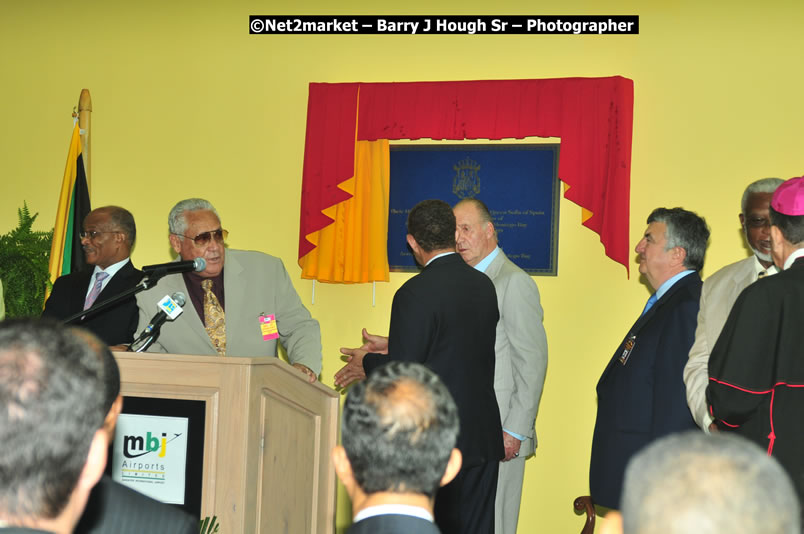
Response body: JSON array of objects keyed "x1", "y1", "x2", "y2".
[{"x1": 78, "y1": 88, "x2": 92, "y2": 191}]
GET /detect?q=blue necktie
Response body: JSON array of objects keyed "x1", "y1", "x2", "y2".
[{"x1": 641, "y1": 293, "x2": 657, "y2": 316}]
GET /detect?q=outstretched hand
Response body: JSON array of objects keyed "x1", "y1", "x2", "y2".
[
  {"x1": 334, "y1": 346, "x2": 368, "y2": 388},
  {"x1": 359, "y1": 328, "x2": 389, "y2": 354}
]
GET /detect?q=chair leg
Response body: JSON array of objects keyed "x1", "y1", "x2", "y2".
[{"x1": 573, "y1": 495, "x2": 596, "y2": 534}]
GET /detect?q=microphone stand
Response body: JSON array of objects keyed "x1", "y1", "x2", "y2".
[{"x1": 61, "y1": 268, "x2": 174, "y2": 350}]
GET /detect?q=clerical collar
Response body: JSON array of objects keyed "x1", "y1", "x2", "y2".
[
  {"x1": 783, "y1": 248, "x2": 804, "y2": 270},
  {"x1": 473, "y1": 246, "x2": 501, "y2": 273}
]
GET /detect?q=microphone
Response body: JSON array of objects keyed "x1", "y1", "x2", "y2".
[
  {"x1": 138, "y1": 292, "x2": 186, "y2": 339},
  {"x1": 142, "y1": 258, "x2": 206, "y2": 276}
]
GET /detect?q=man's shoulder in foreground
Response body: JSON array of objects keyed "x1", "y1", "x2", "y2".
[{"x1": 76, "y1": 475, "x2": 197, "y2": 534}]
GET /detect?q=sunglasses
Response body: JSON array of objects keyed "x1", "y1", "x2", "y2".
[{"x1": 173, "y1": 228, "x2": 228, "y2": 246}]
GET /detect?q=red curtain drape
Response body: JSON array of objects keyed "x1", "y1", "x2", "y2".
[{"x1": 299, "y1": 77, "x2": 634, "y2": 275}]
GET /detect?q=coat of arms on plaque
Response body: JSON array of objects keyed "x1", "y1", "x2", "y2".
[{"x1": 452, "y1": 157, "x2": 481, "y2": 199}]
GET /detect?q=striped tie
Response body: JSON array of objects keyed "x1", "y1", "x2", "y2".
[
  {"x1": 84, "y1": 272, "x2": 109, "y2": 310},
  {"x1": 202, "y1": 279, "x2": 226, "y2": 355}
]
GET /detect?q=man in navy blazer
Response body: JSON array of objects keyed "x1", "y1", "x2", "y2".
[
  {"x1": 333, "y1": 361, "x2": 462, "y2": 534},
  {"x1": 42, "y1": 206, "x2": 142, "y2": 347},
  {"x1": 590, "y1": 208, "x2": 709, "y2": 510}
]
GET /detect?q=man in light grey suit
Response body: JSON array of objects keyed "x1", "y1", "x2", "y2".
[
  {"x1": 453, "y1": 198, "x2": 548, "y2": 534},
  {"x1": 684, "y1": 177, "x2": 783, "y2": 431},
  {"x1": 134, "y1": 198, "x2": 322, "y2": 381}
]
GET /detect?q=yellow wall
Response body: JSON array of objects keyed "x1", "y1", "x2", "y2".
[{"x1": 2, "y1": 1, "x2": 803, "y2": 531}]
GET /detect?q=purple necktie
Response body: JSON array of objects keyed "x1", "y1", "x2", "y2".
[{"x1": 84, "y1": 272, "x2": 109, "y2": 310}]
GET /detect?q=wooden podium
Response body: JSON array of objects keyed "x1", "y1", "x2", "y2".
[{"x1": 114, "y1": 352, "x2": 339, "y2": 534}]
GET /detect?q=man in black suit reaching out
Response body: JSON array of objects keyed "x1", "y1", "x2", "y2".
[{"x1": 336, "y1": 199, "x2": 503, "y2": 534}]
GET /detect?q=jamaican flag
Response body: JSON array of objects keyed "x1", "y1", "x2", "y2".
[{"x1": 48, "y1": 123, "x2": 91, "y2": 286}]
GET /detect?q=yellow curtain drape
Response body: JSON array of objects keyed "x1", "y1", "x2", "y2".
[
  {"x1": 299, "y1": 139, "x2": 390, "y2": 283},
  {"x1": 564, "y1": 182, "x2": 594, "y2": 223}
]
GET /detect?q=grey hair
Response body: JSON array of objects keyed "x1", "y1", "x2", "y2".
[
  {"x1": 647, "y1": 208, "x2": 710, "y2": 271},
  {"x1": 168, "y1": 198, "x2": 220, "y2": 236},
  {"x1": 621, "y1": 431, "x2": 800, "y2": 534},
  {"x1": 741, "y1": 178, "x2": 784, "y2": 215},
  {"x1": 454, "y1": 198, "x2": 498, "y2": 241}
]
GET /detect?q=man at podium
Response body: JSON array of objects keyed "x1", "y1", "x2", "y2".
[{"x1": 134, "y1": 198, "x2": 322, "y2": 382}]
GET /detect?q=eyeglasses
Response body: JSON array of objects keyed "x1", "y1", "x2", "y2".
[
  {"x1": 79, "y1": 230, "x2": 120, "y2": 240},
  {"x1": 745, "y1": 217, "x2": 770, "y2": 229},
  {"x1": 173, "y1": 229, "x2": 228, "y2": 245}
]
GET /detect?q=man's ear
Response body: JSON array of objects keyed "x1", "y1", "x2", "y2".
[
  {"x1": 77, "y1": 429, "x2": 109, "y2": 492},
  {"x1": 103, "y1": 395, "x2": 123, "y2": 440},
  {"x1": 406, "y1": 234, "x2": 420, "y2": 256},
  {"x1": 770, "y1": 225, "x2": 783, "y2": 253},
  {"x1": 332, "y1": 445, "x2": 356, "y2": 491},
  {"x1": 672, "y1": 246, "x2": 687, "y2": 268},
  {"x1": 739, "y1": 212, "x2": 746, "y2": 228},
  {"x1": 599, "y1": 510, "x2": 624, "y2": 534},
  {"x1": 439, "y1": 448, "x2": 463, "y2": 487},
  {"x1": 168, "y1": 234, "x2": 183, "y2": 255},
  {"x1": 484, "y1": 221, "x2": 495, "y2": 240}
]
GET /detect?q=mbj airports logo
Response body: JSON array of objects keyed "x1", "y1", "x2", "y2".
[
  {"x1": 124, "y1": 431, "x2": 171, "y2": 458},
  {"x1": 120, "y1": 431, "x2": 183, "y2": 483}
]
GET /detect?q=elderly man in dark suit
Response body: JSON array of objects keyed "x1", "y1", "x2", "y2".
[
  {"x1": 42, "y1": 206, "x2": 142, "y2": 346},
  {"x1": 333, "y1": 361, "x2": 463, "y2": 534},
  {"x1": 335, "y1": 199, "x2": 503, "y2": 534},
  {"x1": 590, "y1": 207, "x2": 709, "y2": 510}
]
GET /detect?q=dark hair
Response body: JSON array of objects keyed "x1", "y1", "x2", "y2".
[
  {"x1": 647, "y1": 208, "x2": 710, "y2": 271},
  {"x1": 407, "y1": 199, "x2": 456, "y2": 252},
  {"x1": 93, "y1": 206, "x2": 137, "y2": 247},
  {"x1": 69, "y1": 327, "x2": 120, "y2": 413},
  {"x1": 341, "y1": 361, "x2": 459, "y2": 498},
  {"x1": 770, "y1": 206, "x2": 804, "y2": 246},
  {"x1": 0, "y1": 319, "x2": 106, "y2": 520}
]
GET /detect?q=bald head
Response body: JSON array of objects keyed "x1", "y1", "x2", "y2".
[{"x1": 341, "y1": 361, "x2": 459, "y2": 498}]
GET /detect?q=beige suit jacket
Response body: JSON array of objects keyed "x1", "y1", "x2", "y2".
[
  {"x1": 135, "y1": 249, "x2": 322, "y2": 374},
  {"x1": 485, "y1": 250, "x2": 548, "y2": 456},
  {"x1": 684, "y1": 255, "x2": 774, "y2": 431}
]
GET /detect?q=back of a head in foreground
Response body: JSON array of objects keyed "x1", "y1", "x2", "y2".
[
  {"x1": 621, "y1": 431, "x2": 800, "y2": 534},
  {"x1": 341, "y1": 361, "x2": 459, "y2": 499},
  {"x1": 0, "y1": 319, "x2": 106, "y2": 521}
]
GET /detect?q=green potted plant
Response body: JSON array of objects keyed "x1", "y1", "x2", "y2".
[{"x1": 0, "y1": 204, "x2": 53, "y2": 318}]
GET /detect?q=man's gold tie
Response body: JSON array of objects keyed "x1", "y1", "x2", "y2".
[{"x1": 202, "y1": 279, "x2": 226, "y2": 355}]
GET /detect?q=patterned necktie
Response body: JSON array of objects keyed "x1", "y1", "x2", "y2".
[
  {"x1": 640, "y1": 293, "x2": 658, "y2": 316},
  {"x1": 84, "y1": 272, "x2": 109, "y2": 310},
  {"x1": 202, "y1": 279, "x2": 226, "y2": 355}
]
